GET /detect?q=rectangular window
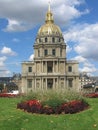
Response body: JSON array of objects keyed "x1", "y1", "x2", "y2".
[
  {"x1": 68, "y1": 79, "x2": 73, "y2": 87},
  {"x1": 52, "y1": 49, "x2": 55, "y2": 56},
  {"x1": 61, "y1": 82, "x2": 64, "y2": 88},
  {"x1": 48, "y1": 66, "x2": 52, "y2": 73},
  {"x1": 52, "y1": 37, "x2": 55, "y2": 43},
  {"x1": 68, "y1": 66, "x2": 72, "y2": 72},
  {"x1": 38, "y1": 50, "x2": 40, "y2": 57},
  {"x1": 27, "y1": 80, "x2": 32, "y2": 88},
  {"x1": 59, "y1": 38, "x2": 61, "y2": 42},
  {"x1": 44, "y1": 49, "x2": 48, "y2": 56},
  {"x1": 55, "y1": 61, "x2": 57, "y2": 65},
  {"x1": 28, "y1": 67, "x2": 32, "y2": 72},
  {"x1": 47, "y1": 61, "x2": 53, "y2": 73},
  {"x1": 45, "y1": 37, "x2": 48, "y2": 42},
  {"x1": 60, "y1": 48, "x2": 62, "y2": 57}
]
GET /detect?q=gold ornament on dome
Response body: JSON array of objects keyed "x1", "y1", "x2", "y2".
[{"x1": 38, "y1": 2, "x2": 62, "y2": 36}]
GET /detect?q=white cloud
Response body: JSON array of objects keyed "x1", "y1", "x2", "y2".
[
  {"x1": 1, "y1": 46, "x2": 17, "y2": 56},
  {"x1": 64, "y1": 23, "x2": 98, "y2": 75},
  {"x1": 0, "y1": 70, "x2": 11, "y2": 77},
  {"x1": 71, "y1": 55, "x2": 98, "y2": 75},
  {"x1": 66, "y1": 45, "x2": 72, "y2": 53},
  {"x1": 64, "y1": 23, "x2": 98, "y2": 61},
  {"x1": 0, "y1": 56, "x2": 7, "y2": 67},
  {"x1": 0, "y1": 46, "x2": 19, "y2": 77},
  {"x1": 0, "y1": 56, "x2": 11, "y2": 77},
  {"x1": 3, "y1": 19, "x2": 20, "y2": 32},
  {"x1": 79, "y1": 66, "x2": 97, "y2": 75},
  {"x1": 72, "y1": 55, "x2": 87, "y2": 63},
  {"x1": 3, "y1": 19, "x2": 33, "y2": 32},
  {"x1": 29, "y1": 54, "x2": 34, "y2": 61},
  {"x1": 0, "y1": 0, "x2": 88, "y2": 32}
]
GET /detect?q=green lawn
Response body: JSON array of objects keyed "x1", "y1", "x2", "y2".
[{"x1": 0, "y1": 97, "x2": 98, "y2": 130}]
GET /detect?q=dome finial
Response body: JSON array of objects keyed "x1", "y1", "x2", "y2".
[
  {"x1": 48, "y1": 1, "x2": 51, "y2": 12},
  {"x1": 45, "y1": 0, "x2": 54, "y2": 24}
]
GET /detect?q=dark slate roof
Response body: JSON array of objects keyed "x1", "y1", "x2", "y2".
[
  {"x1": 0, "y1": 77, "x2": 13, "y2": 83},
  {"x1": 91, "y1": 77, "x2": 98, "y2": 81}
]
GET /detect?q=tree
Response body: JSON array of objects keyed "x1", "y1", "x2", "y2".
[
  {"x1": 0, "y1": 83, "x2": 4, "y2": 92},
  {"x1": 6, "y1": 82, "x2": 18, "y2": 92}
]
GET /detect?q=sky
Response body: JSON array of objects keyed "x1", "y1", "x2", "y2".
[{"x1": 0, "y1": 0, "x2": 98, "y2": 77}]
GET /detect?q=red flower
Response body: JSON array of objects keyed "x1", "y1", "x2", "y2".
[
  {"x1": 0, "y1": 93, "x2": 17, "y2": 98},
  {"x1": 86, "y1": 93, "x2": 98, "y2": 98},
  {"x1": 17, "y1": 99, "x2": 89, "y2": 114}
]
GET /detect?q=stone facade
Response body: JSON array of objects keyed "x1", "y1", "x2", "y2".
[{"x1": 21, "y1": 5, "x2": 79, "y2": 93}]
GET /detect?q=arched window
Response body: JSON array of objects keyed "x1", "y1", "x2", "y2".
[
  {"x1": 52, "y1": 37, "x2": 55, "y2": 43},
  {"x1": 45, "y1": 37, "x2": 47, "y2": 42},
  {"x1": 39, "y1": 38, "x2": 41, "y2": 42}
]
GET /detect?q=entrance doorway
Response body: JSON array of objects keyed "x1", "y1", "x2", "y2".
[{"x1": 47, "y1": 79, "x2": 53, "y2": 89}]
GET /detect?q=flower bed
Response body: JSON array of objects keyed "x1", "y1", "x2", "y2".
[
  {"x1": 17, "y1": 99, "x2": 89, "y2": 115},
  {"x1": 86, "y1": 93, "x2": 98, "y2": 98},
  {"x1": 0, "y1": 93, "x2": 18, "y2": 98}
]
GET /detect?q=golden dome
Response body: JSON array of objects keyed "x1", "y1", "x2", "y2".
[
  {"x1": 37, "y1": 3, "x2": 62, "y2": 36},
  {"x1": 38, "y1": 23, "x2": 62, "y2": 36}
]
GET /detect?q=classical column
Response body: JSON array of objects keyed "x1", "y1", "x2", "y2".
[
  {"x1": 35, "y1": 62, "x2": 37, "y2": 73},
  {"x1": 64, "y1": 61, "x2": 66, "y2": 74},
  {"x1": 35, "y1": 78, "x2": 36, "y2": 90},
  {"x1": 46, "y1": 78, "x2": 47, "y2": 90},
  {"x1": 41, "y1": 78, "x2": 43, "y2": 90},
  {"x1": 40, "y1": 78, "x2": 41, "y2": 89},
  {"x1": 66, "y1": 78, "x2": 68, "y2": 89},
  {"x1": 56, "y1": 61, "x2": 57, "y2": 73},
  {"x1": 58, "y1": 61, "x2": 59, "y2": 73},
  {"x1": 53, "y1": 78, "x2": 55, "y2": 89},
  {"x1": 43, "y1": 78, "x2": 46, "y2": 90},
  {"x1": 32, "y1": 79, "x2": 34, "y2": 90},
  {"x1": 42, "y1": 61, "x2": 43, "y2": 73},
  {"x1": 55, "y1": 78, "x2": 57, "y2": 89},
  {"x1": 46, "y1": 61, "x2": 47, "y2": 73},
  {"x1": 64, "y1": 77, "x2": 66, "y2": 89},
  {"x1": 53, "y1": 61, "x2": 54, "y2": 73},
  {"x1": 57, "y1": 77, "x2": 59, "y2": 89}
]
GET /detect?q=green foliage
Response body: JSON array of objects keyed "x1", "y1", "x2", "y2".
[
  {"x1": 6, "y1": 82, "x2": 18, "y2": 92},
  {"x1": 20, "y1": 89, "x2": 84, "y2": 109},
  {"x1": 24, "y1": 89, "x2": 83, "y2": 101},
  {"x1": 42, "y1": 97, "x2": 64, "y2": 109}
]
